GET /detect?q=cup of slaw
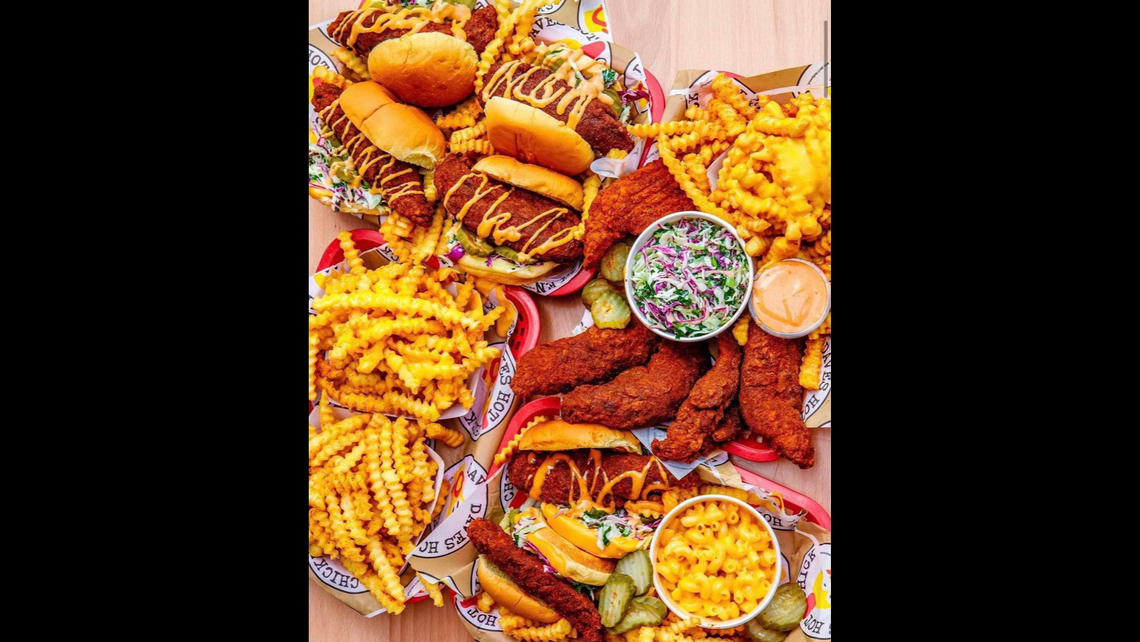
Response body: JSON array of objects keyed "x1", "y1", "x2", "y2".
[{"x1": 625, "y1": 212, "x2": 754, "y2": 342}]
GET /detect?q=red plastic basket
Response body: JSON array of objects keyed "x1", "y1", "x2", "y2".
[{"x1": 498, "y1": 397, "x2": 829, "y2": 530}]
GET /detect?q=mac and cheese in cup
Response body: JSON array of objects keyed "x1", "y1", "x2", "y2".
[{"x1": 649, "y1": 495, "x2": 781, "y2": 629}]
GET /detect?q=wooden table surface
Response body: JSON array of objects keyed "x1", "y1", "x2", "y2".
[{"x1": 308, "y1": 2, "x2": 831, "y2": 639}]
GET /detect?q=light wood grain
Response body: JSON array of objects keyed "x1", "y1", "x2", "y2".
[{"x1": 309, "y1": 2, "x2": 830, "y2": 639}]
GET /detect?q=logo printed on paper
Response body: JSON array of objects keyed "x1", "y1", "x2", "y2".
[
  {"x1": 578, "y1": 0, "x2": 609, "y2": 36},
  {"x1": 537, "y1": 0, "x2": 567, "y2": 15},
  {"x1": 309, "y1": 555, "x2": 368, "y2": 594},
  {"x1": 459, "y1": 342, "x2": 515, "y2": 439},
  {"x1": 309, "y1": 44, "x2": 336, "y2": 73},
  {"x1": 455, "y1": 578, "x2": 505, "y2": 631},
  {"x1": 796, "y1": 543, "x2": 831, "y2": 639},
  {"x1": 521, "y1": 259, "x2": 584, "y2": 296},
  {"x1": 802, "y1": 335, "x2": 831, "y2": 423}
]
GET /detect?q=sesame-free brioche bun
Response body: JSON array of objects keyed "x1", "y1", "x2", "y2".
[
  {"x1": 368, "y1": 32, "x2": 478, "y2": 108},
  {"x1": 483, "y1": 97, "x2": 595, "y2": 176},
  {"x1": 517, "y1": 420, "x2": 643, "y2": 453},
  {"x1": 472, "y1": 155, "x2": 585, "y2": 210},
  {"x1": 339, "y1": 80, "x2": 445, "y2": 168},
  {"x1": 456, "y1": 254, "x2": 558, "y2": 286},
  {"x1": 476, "y1": 556, "x2": 561, "y2": 623},
  {"x1": 338, "y1": 81, "x2": 400, "y2": 127}
]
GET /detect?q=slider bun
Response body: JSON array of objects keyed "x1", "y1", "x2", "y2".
[
  {"x1": 472, "y1": 155, "x2": 585, "y2": 210},
  {"x1": 359, "y1": 102, "x2": 446, "y2": 169},
  {"x1": 476, "y1": 556, "x2": 561, "y2": 623},
  {"x1": 368, "y1": 32, "x2": 478, "y2": 108},
  {"x1": 484, "y1": 97, "x2": 595, "y2": 176},
  {"x1": 338, "y1": 81, "x2": 401, "y2": 129},
  {"x1": 456, "y1": 254, "x2": 558, "y2": 286},
  {"x1": 525, "y1": 516, "x2": 615, "y2": 586},
  {"x1": 518, "y1": 420, "x2": 643, "y2": 453}
]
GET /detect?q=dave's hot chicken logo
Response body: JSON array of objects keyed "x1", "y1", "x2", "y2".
[{"x1": 796, "y1": 542, "x2": 831, "y2": 639}]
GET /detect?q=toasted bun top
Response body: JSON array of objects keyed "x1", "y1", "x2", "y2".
[
  {"x1": 473, "y1": 155, "x2": 585, "y2": 210},
  {"x1": 368, "y1": 32, "x2": 478, "y2": 108},
  {"x1": 518, "y1": 420, "x2": 643, "y2": 453},
  {"x1": 484, "y1": 97, "x2": 595, "y2": 176},
  {"x1": 457, "y1": 253, "x2": 558, "y2": 286},
  {"x1": 526, "y1": 521, "x2": 615, "y2": 586},
  {"x1": 476, "y1": 556, "x2": 561, "y2": 623},
  {"x1": 359, "y1": 102, "x2": 446, "y2": 169},
  {"x1": 338, "y1": 81, "x2": 400, "y2": 129}
]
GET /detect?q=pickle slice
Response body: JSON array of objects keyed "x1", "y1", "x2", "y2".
[
  {"x1": 608, "y1": 597, "x2": 666, "y2": 634},
  {"x1": 614, "y1": 550, "x2": 653, "y2": 595},
  {"x1": 600, "y1": 242, "x2": 631, "y2": 282},
  {"x1": 581, "y1": 278, "x2": 618, "y2": 308},
  {"x1": 757, "y1": 583, "x2": 807, "y2": 632},
  {"x1": 456, "y1": 227, "x2": 493, "y2": 257},
  {"x1": 494, "y1": 246, "x2": 534, "y2": 265},
  {"x1": 591, "y1": 290, "x2": 631, "y2": 329},
  {"x1": 598, "y1": 573, "x2": 636, "y2": 628},
  {"x1": 745, "y1": 620, "x2": 788, "y2": 642},
  {"x1": 603, "y1": 87, "x2": 623, "y2": 117}
]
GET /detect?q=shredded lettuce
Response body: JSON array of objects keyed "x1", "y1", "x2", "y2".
[
  {"x1": 308, "y1": 141, "x2": 384, "y2": 213},
  {"x1": 630, "y1": 218, "x2": 748, "y2": 338}
]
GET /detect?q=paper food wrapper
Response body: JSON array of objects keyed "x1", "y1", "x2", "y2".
[
  {"x1": 308, "y1": 0, "x2": 657, "y2": 295},
  {"x1": 308, "y1": 244, "x2": 529, "y2": 615},
  {"x1": 413, "y1": 455, "x2": 831, "y2": 641},
  {"x1": 650, "y1": 63, "x2": 832, "y2": 428}
]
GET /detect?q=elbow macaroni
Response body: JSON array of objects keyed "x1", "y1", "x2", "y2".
[{"x1": 654, "y1": 500, "x2": 777, "y2": 621}]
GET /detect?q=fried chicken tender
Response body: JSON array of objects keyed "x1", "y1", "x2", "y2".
[
  {"x1": 511, "y1": 321, "x2": 658, "y2": 399},
  {"x1": 710, "y1": 400, "x2": 744, "y2": 443},
  {"x1": 739, "y1": 319, "x2": 814, "y2": 468},
  {"x1": 651, "y1": 333, "x2": 742, "y2": 461},
  {"x1": 561, "y1": 341, "x2": 709, "y2": 430},
  {"x1": 582, "y1": 160, "x2": 696, "y2": 268},
  {"x1": 467, "y1": 519, "x2": 603, "y2": 642},
  {"x1": 507, "y1": 449, "x2": 700, "y2": 506}
]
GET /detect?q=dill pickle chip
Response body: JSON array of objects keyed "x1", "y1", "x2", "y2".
[
  {"x1": 608, "y1": 597, "x2": 666, "y2": 634},
  {"x1": 601, "y1": 242, "x2": 631, "y2": 282},
  {"x1": 456, "y1": 227, "x2": 493, "y2": 257},
  {"x1": 591, "y1": 290, "x2": 631, "y2": 329},
  {"x1": 582, "y1": 278, "x2": 618, "y2": 308},
  {"x1": 598, "y1": 573, "x2": 636, "y2": 627},
  {"x1": 757, "y1": 583, "x2": 807, "y2": 632},
  {"x1": 613, "y1": 550, "x2": 653, "y2": 595}
]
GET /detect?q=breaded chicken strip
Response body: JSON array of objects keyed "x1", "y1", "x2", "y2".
[
  {"x1": 561, "y1": 341, "x2": 708, "y2": 430},
  {"x1": 582, "y1": 160, "x2": 695, "y2": 268},
  {"x1": 651, "y1": 333, "x2": 742, "y2": 461},
  {"x1": 468, "y1": 519, "x2": 603, "y2": 642},
  {"x1": 739, "y1": 319, "x2": 814, "y2": 468},
  {"x1": 507, "y1": 449, "x2": 700, "y2": 506},
  {"x1": 511, "y1": 321, "x2": 658, "y2": 399}
]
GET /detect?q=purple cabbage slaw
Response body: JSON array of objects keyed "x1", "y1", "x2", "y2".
[{"x1": 629, "y1": 218, "x2": 748, "y2": 338}]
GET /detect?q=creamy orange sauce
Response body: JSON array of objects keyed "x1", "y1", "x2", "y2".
[
  {"x1": 752, "y1": 260, "x2": 829, "y2": 334},
  {"x1": 529, "y1": 450, "x2": 670, "y2": 515},
  {"x1": 482, "y1": 59, "x2": 600, "y2": 131},
  {"x1": 444, "y1": 171, "x2": 576, "y2": 261},
  {"x1": 332, "y1": 3, "x2": 470, "y2": 47}
]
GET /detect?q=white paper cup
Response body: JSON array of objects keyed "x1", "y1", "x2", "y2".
[
  {"x1": 625, "y1": 211, "x2": 754, "y2": 342},
  {"x1": 649, "y1": 494, "x2": 781, "y2": 629}
]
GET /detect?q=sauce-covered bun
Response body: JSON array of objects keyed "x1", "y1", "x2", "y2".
[
  {"x1": 368, "y1": 32, "x2": 478, "y2": 108},
  {"x1": 340, "y1": 81, "x2": 446, "y2": 169},
  {"x1": 484, "y1": 97, "x2": 596, "y2": 176},
  {"x1": 476, "y1": 556, "x2": 562, "y2": 623},
  {"x1": 472, "y1": 155, "x2": 585, "y2": 210}
]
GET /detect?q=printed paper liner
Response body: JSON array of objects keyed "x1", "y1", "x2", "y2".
[
  {"x1": 308, "y1": 228, "x2": 540, "y2": 613},
  {"x1": 307, "y1": 0, "x2": 665, "y2": 296},
  {"x1": 425, "y1": 395, "x2": 830, "y2": 641}
]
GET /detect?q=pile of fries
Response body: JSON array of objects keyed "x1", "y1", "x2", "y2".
[
  {"x1": 630, "y1": 76, "x2": 831, "y2": 388},
  {"x1": 308, "y1": 399, "x2": 451, "y2": 613},
  {"x1": 309, "y1": 221, "x2": 506, "y2": 422}
]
